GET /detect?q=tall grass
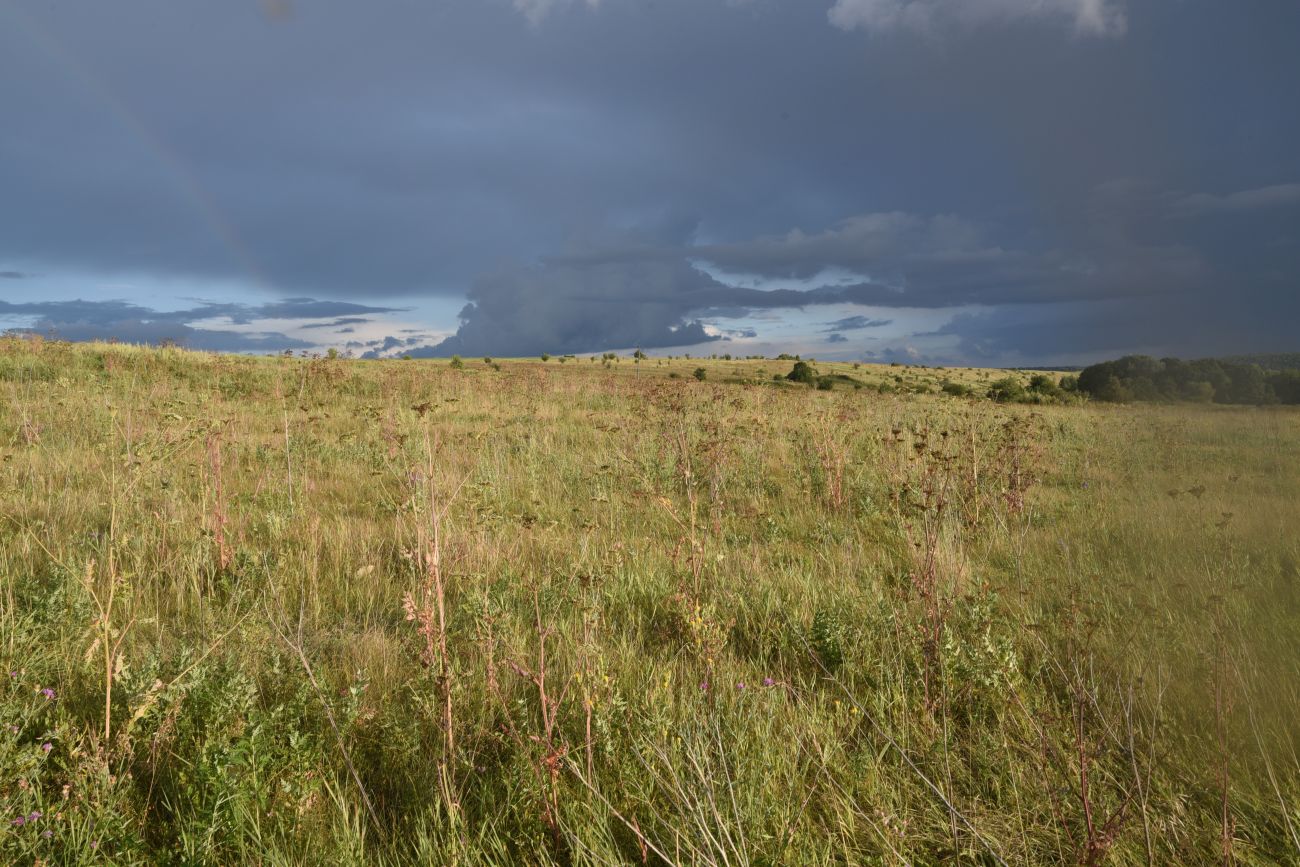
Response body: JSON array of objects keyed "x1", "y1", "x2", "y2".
[{"x1": 0, "y1": 337, "x2": 1296, "y2": 864}]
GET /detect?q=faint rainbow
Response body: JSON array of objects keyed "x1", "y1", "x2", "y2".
[{"x1": 6, "y1": 5, "x2": 272, "y2": 290}]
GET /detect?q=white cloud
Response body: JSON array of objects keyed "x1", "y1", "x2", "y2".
[
  {"x1": 827, "y1": 0, "x2": 1127, "y2": 37},
  {"x1": 513, "y1": 0, "x2": 603, "y2": 26},
  {"x1": 509, "y1": 0, "x2": 1126, "y2": 34}
]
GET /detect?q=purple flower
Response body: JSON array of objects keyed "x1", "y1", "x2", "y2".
[
  {"x1": 762, "y1": 677, "x2": 775, "y2": 687},
  {"x1": 8, "y1": 671, "x2": 17, "y2": 679},
  {"x1": 41, "y1": 830, "x2": 53, "y2": 839},
  {"x1": 11, "y1": 817, "x2": 24, "y2": 827},
  {"x1": 736, "y1": 682, "x2": 746, "y2": 690},
  {"x1": 41, "y1": 742, "x2": 52, "y2": 754},
  {"x1": 39, "y1": 688, "x2": 55, "y2": 700},
  {"x1": 699, "y1": 681, "x2": 709, "y2": 692},
  {"x1": 27, "y1": 811, "x2": 41, "y2": 821}
]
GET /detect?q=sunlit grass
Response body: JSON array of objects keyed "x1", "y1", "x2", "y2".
[{"x1": 0, "y1": 337, "x2": 1296, "y2": 864}]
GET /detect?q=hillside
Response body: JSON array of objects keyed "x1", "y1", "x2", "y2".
[{"x1": 1, "y1": 337, "x2": 1297, "y2": 864}]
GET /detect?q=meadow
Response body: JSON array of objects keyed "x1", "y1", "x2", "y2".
[{"x1": 1, "y1": 336, "x2": 1297, "y2": 865}]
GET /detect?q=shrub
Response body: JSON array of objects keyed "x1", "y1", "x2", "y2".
[
  {"x1": 693, "y1": 367, "x2": 707, "y2": 381},
  {"x1": 786, "y1": 361, "x2": 817, "y2": 385},
  {"x1": 449, "y1": 355, "x2": 464, "y2": 369},
  {"x1": 1027, "y1": 374, "x2": 1062, "y2": 399},
  {"x1": 987, "y1": 376, "x2": 1027, "y2": 403}
]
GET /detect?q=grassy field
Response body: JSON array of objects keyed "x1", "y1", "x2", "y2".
[{"x1": 1, "y1": 337, "x2": 1297, "y2": 865}]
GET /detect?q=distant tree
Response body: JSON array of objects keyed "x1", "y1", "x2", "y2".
[
  {"x1": 1270, "y1": 370, "x2": 1300, "y2": 403},
  {"x1": 540, "y1": 353, "x2": 550, "y2": 361},
  {"x1": 450, "y1": 355, "x2": 464, "y2": 369},
  {"x1": 633, "y1": 349, "x2": 647, "y2": 360},
  {"x1": 693, "y1": 367, "x2": 707, "y2": 381}
]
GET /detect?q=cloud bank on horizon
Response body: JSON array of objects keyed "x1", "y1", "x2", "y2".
[{"x1": 1, "y1": 0, "x2": 1296, "y2": 365}]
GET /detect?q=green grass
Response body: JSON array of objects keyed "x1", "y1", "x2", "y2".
[{"x1": 0, "y1": 337, "x2": 1296, "y2": 864}]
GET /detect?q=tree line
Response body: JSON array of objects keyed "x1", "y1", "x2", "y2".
[{"x1": 1078, "y1": 355, "x2": 1300, "y2": 404}]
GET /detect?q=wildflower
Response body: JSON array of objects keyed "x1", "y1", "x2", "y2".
[
  {"x1": 42, "y1": 830, "x2": 53, "y2": 839},
  {"x1": 736, "y1": 682, "x2": 746, "y2": 690},
  {"x1": 11, "y1": 817, "x2": 24, "y2": 827},
  {"x1": 699, "y1": 681, "x2": 709, "y2": 692},
  {"x1": 8, "y1": 671, "x2": 17, "y2": 679},
  {"x1": 41, "y1": 742, "x2": 52, "y2": 754},
  {"x1": 762, "y1": 677, "x2": 775, "y2": 687},
  {"x1": 27, "y1": 811, "x2": 41, "y2": 821},
  {"x1": 39, "y1": 688, "x2": 55, "y2": 700}
]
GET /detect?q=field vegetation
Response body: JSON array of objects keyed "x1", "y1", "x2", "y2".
[{"x1": 1, "y1": 336, "x2": 1297, "y2": 864}]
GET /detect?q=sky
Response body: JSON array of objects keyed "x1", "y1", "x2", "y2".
[{"x1": 1, "y1": 0, "x2": 1297, "y2": 365}]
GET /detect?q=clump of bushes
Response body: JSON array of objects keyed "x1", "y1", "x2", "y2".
[{"x1": 941, "y1": 381, "x2": 971, "y2": 397}]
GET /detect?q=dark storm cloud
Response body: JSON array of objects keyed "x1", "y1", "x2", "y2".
[
  {"x1": 695, "y1": 207, "x2": 1211, "y2": 308},
  {"x1": 0, "y1": 298, "x2": 399, "y2": 326},
  {"x1": 404, "y1": 171, "x2": 1295, "y2": 357},
  {"x1": 408, "y1": 239, "x2": 994, "y2": 357},
  {"x1": 1, "y1": 271, "x2": 26, "y2": 280},
  {"x1": 2, "y1": 0, "x2": 1298, "y2": 361},
  {"x1": 299, "y1": 317, "x2": 373, "y2": 330},
  {"x1": 826, "y1": 332, "x2": 849, "y2": 344},
  {"x1": 1172, "y1": 183, "x2": 1300, "y2": 218},
  {"x1": 823, "y1": 316, "x2": 892, "y2": 332},
  {"x1": 9, "y1": 318, "x2": 313, "y2": 353},
  {"x1": 0, "y1": 297, "x2": 399, "y2": 352}
]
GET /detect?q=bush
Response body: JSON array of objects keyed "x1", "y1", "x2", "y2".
[
  {"x1": 693, "y1": 367, "x2": 707, "y2": 381},
  {"x1": 449, "y1": 355, "x2": 464, "y2": 370},
  {"x1": 786, "y1": 361, "x2": 817, "y2": 385},
  {"x1": 815, "y1": 377, "x2": 833, "y2": 391},
  {"x1": 1027, "y1": 374, "x2": 1063, "y2": 401},
  {"x1": 941, "y1": 381, "x2": 971, "y2": 397},
  {"x1": 987, "y1": 377, "x2": 1027, "y2": 403}
]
